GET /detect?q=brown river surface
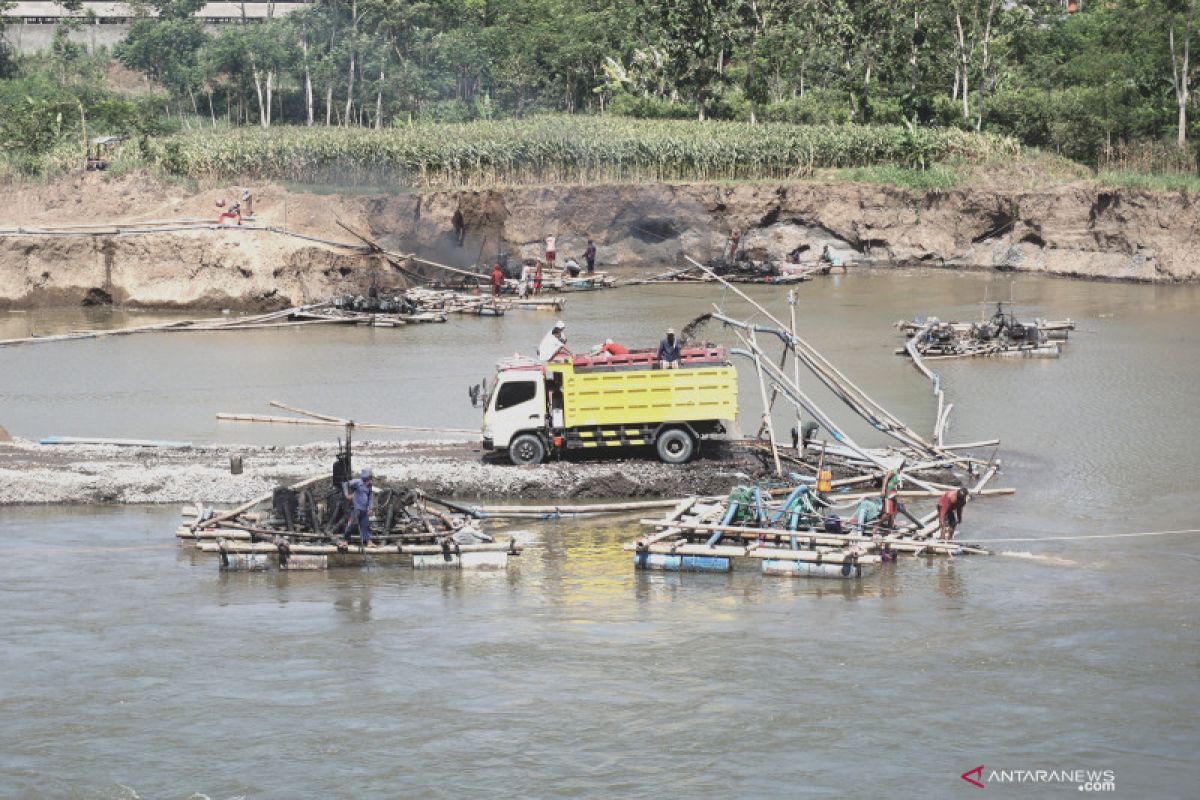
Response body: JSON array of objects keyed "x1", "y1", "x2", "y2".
[{"x1": 1, "y1": 269, "x2": 1198, "y2": 797}]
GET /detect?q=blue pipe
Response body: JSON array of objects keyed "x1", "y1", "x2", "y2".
[{"x1": 753, "y1": 487, "x2": 768, "y2": 526}]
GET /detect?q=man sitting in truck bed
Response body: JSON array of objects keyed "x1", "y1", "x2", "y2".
[
  {"x1": 657, "y1": 327, "x2": 682, "y2": 369},
  {"x1": 538, "y1": 320, "x2": 571, "y2": 362}
]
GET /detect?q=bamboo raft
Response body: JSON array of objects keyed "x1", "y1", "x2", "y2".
[
  {"x1": 628, "y1": 466, "x2": 997, "y2": 580},
  {"x1": 621, "y1": 259, "x2": 1010, "y2": 579},
  {"x1": 896, "y1": 302, "x2": 1076, "y2": 361},
  {"x1": 179, "y1": 471, "x2": 521, "y2": 572}
]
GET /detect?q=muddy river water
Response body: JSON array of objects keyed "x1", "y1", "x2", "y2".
[{"x1": 1, "y1": 269, "x2": 1198, "y2": 797}]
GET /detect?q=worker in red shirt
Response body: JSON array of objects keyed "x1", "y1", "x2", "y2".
[
  {"x1": 490, "y1": 263, "x2": 504, "y2": 297},
  {"x1": 599, "y1": 338, "x2": 629, "y2": 356},
  {"x1": 937, "y1": 487, "x2": 969, "y2": 541}
]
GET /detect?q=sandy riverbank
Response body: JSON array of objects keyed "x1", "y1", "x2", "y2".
[
  {"x1": 0, "y1": 171, "x2": 1193, "y2": 311},
  {"x1": 0, "y1": 438, "x2": 764, "y2": 507}
]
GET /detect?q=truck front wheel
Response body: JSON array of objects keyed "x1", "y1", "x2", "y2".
[
  {"x1": 509, "y1": 433, "x2": 547, "y2": 466},
  {"x1": 655, "y1": 428, "x2": 696, "y2": 464}
]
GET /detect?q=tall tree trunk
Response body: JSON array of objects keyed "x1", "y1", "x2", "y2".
[
  {"x1": 251, "y1": 57, "x2": 268, "y2": 129},
  {"x1": 974, "y1": 0, "x2": 997, "y2": 132},
  {"x1": 1171, "y1": 2, "x2": 1197, "y2": 148},
  {"x1": 343, "y1": 0, "x2": 358, "y2": 126},
  {"x1": 955, "y1": 11, "x2": 970, "y2": 121},
  {"x1": 302, "y1": 37, "x2": 314, "y2": 126},
  {"x1": 265, "y1": 70, "x2": 274, "y2": 128},
  {"x1": 909, "y1": 9, "x2": 922, "y2": 93},
  {"x1": 325, "y1": 84, "x2": 333, "y2": 126},
  {"x1": 375, "y1": 66, "x2": 384, "y2": 129}
]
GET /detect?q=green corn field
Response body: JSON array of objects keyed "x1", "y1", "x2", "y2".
[{"x1": 131, "y1": 116, "x2": 1019, "y2": 188}]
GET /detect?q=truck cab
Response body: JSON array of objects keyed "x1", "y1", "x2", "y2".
[
  {"x1": 481, "y1": 357, "x2": 550, "y2": 463},
  {"x1": 481, "y1": 348, "x2": 738, "y2": 466}
]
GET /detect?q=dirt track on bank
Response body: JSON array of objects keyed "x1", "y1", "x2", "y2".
[{"x1": 0, "y1": 438, "x2": 769, "y2": 507}]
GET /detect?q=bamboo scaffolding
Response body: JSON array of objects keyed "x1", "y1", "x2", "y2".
[{"x1": 688, "y1": 255, "x2": 951, "y2": 461}]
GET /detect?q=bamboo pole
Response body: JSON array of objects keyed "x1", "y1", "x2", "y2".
[
  {"x1": 269, "y1": 400, "x2": 346, "y2": 423},
  {"x1": 750, "y1": 331, "x2": 783, "y2": 476},
  {"x1": 215, "y1": 413, "x2": 475, "y2": 434}
]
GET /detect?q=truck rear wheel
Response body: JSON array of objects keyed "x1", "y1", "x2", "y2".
[
  {"x1": 509, "y1": 433, "x2": 546, "y2": 466},
  {"x1": 655, "y1": 428, "x2": 696, "y2": 464}
]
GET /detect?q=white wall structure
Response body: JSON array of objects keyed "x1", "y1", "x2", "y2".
[{"x1": 2, "y1": 2, "x2": 310, "y2": 54}]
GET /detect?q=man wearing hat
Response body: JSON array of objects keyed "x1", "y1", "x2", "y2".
[
  {"x1": 657, "y1": 327, "x2": 682, "y2": 369},
  {"x1": 343, "y1": 467, "x2": 377, "y2": 548},
  {"x1": 538, "y1": 320, "x2": 570, "y2": 362}
]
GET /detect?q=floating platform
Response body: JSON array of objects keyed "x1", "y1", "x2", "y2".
[{"x1": 206, "y1": 538, "x2": 521, "y2": 572}]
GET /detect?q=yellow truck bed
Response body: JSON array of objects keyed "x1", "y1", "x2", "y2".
[{"x1": 548, "y1": 362, "x2": 738, "y2": 428}]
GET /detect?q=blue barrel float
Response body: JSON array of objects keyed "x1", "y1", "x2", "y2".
[{"x1": 635, "y1": 552, "x2": 731, "y2": 573}]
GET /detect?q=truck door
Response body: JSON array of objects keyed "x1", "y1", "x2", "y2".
[{"x1": 486, "y1": 375, "x2": 546, "y2": 448}]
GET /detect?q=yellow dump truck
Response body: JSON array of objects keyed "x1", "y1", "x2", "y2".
[{"x1": 481, "y1": 347, "x2": 738, "y2": 465}]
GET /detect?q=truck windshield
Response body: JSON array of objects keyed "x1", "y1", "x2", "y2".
[{"x1": 495, "y1": 380, "x2": 538, "y2": 410}]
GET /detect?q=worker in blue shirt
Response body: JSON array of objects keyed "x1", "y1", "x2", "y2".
[
  {"x1": 657, "y1": 327, "x2": 682, "y2": 369},
  {"x1": 343, "y1": 467, "x2": 377, "y2": 548}
]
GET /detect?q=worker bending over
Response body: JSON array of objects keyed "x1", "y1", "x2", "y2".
[
  {"x1": 937, "y1": 487, "x2": 969, "y2": 541},
  {"x1": 657, "y1": 327, "x2": 682, "y2": 369},
  {"x1": 598, "y1": 338, "x2": 629, "y2": 356}
]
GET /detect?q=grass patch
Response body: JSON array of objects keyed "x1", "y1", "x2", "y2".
[
  {"x1": 1096, "y1": 170, "x2": 1200, "y2": 193},
  {"x1": 833, "y1": 164, "x2": 962, "y2": 190}
]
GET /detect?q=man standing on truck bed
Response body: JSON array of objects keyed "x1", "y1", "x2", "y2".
[
  {"x1": 539, "y1": 320, "x2": 570, "y2": 361},
  {"x1": 658, "y1": 327, "x2": 682, "y2": 369}
]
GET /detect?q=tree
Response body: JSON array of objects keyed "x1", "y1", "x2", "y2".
[{"x1": 1168, "y1": 0, "x2": 1199, "y2": 146}]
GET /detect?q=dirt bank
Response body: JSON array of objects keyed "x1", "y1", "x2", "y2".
[
  {"x1": 0, "y1": 438, "x2": 762, "y2": 506},
  {"x1": 374, "y1": 181, "x2": 1192, "y2": 283},
  {"x1": 0, "y1": 174, "x2": 389, "y2": 310},
  {"x1": 0, "y1": 172, "x2": 1193, "y2": 308}
]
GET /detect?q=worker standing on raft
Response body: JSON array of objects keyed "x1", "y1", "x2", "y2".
[
  {"x1": 657, "y1": 327, "x2": 682, "y2": 369},
  {"x1": 937, "y1": 487, "x2": 969, "y2": 541},
  {"x1": 545, "y1": 234, "x2": 557, "y2": 268},
  {"x1": 490, "y1": 263, "x2": 504, "y2": 297},
  {"x1": 539, "y1": 320, "x2": 570, "y2": 362},
  {"x1": 343, "y1": 467, "x2": 377, "y2": 549},
  {"x1": 584, "y1": 239, "x2": 597, "y2": 274},
  {"x1": 879, "y1": 464, "x2": 903, "y2": 529}
]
